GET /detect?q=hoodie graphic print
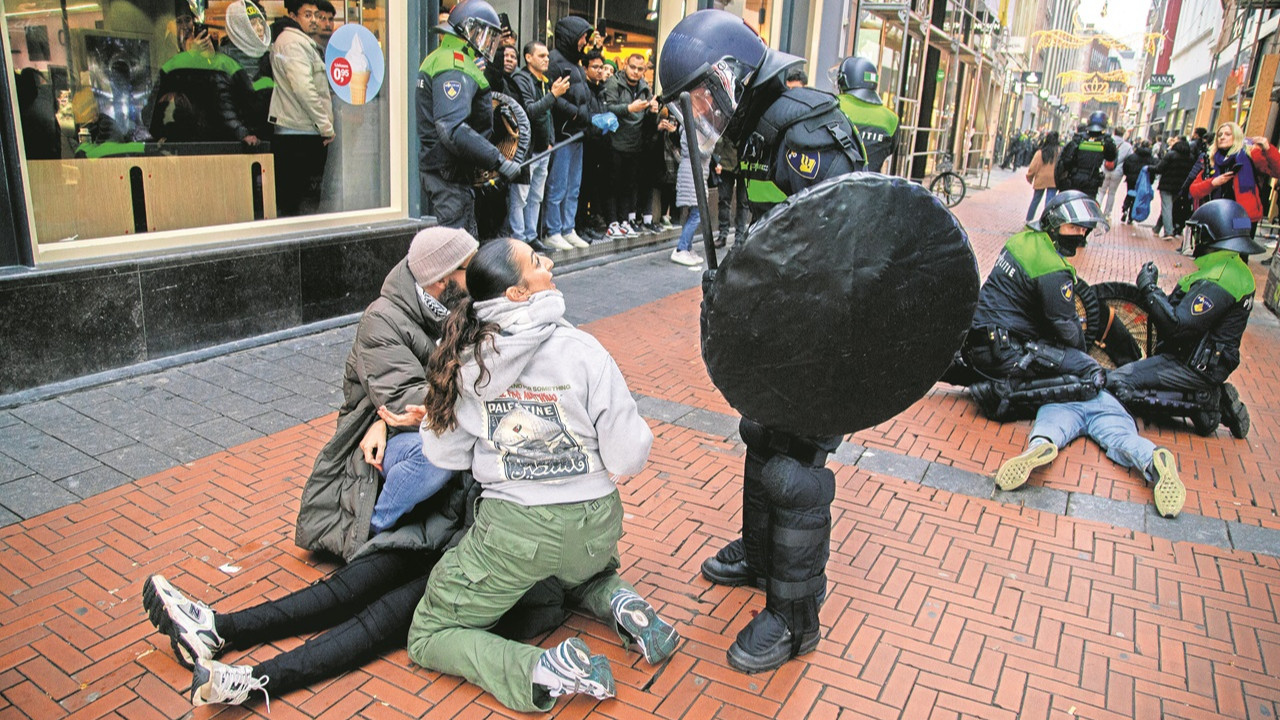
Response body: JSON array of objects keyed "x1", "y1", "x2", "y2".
[{"x1": 486, "y1": 388, "x2": 589, "y2": 481}]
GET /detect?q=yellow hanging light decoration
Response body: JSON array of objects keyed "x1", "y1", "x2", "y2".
[
  {"x1": 1062, "y1": 91, "x2": 1127, "y2": 103},
  {"x1": 1030, "y1": 29, "x2": 1166, "y2": 55},
  {"x1": 1058, "y1": 69, "x2": 1133, "y2": 84}
]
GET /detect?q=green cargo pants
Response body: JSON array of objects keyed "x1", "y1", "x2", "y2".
[{"x1": 407, "y1": 491, "x2": 634, "y2": 712}]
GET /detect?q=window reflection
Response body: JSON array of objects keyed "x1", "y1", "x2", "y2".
[{"x1": 5, "y1": 0, "x2": 391, "y2": 245}]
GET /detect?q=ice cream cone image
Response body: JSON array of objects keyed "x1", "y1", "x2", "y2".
[{"x1": 349, "y1": 70, "x2": 371, "y2": 105}]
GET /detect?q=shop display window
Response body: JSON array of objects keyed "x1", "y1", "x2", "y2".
[{"x1": 3, "y1": 0, "x2": 402, "y2": 263}]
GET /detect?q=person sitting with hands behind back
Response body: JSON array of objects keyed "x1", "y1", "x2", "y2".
[
  {"x1": 1188, "y1": 122, "x2": 1280, "y2": 236},
  {"x1": 405, "y1": 238, "x2": 679, "y2": 713}
]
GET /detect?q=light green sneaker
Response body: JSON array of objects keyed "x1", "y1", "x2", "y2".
[
  {"x1": 995, "y1": 441, "x2": 1058, "y2": 491},
  {"x1": 1149, "y1": 447, "x2": 1185, "y2": 518}
]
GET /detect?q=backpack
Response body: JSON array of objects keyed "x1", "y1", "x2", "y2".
[{"x1": 1131, "y1": 166, "x2": 1153, "y2": 222}]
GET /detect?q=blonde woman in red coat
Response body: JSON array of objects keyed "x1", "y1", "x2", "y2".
[{"x1": 1189, "y1": 122, "x2": 1280, "y2": 235}]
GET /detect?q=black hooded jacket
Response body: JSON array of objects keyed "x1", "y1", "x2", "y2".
[{"x1": 546, "y1": 16, "x2": 602, "y2": 140}]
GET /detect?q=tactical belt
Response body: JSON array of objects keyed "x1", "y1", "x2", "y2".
[{"x1": 770, "y1": 575, "x2": 827, "y2": 600}]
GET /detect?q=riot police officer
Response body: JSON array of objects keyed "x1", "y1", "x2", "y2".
[
  {"x1": 417, "y1": 0, "x2": 520, "y2": 237},
  {"x1": 833, "y1": 56, "x2": 899, "y2": 173},
  {"x1": 1107, "y1": 199, "x2": 1259, "y2": 438},
  {"x1": 1055, "y1": 110, "x2": 1118, "y2": 198},
  {"x1": 963, "y1": 190, "x2": 1109, "y2": 419},
  {"x1": 658, "y1": 9, "x2": 865, "y2": 674}
]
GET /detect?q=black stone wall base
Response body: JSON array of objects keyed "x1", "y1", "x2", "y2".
[{"x1": 0, "y1": 219, "x2": 429, "y2": 394}]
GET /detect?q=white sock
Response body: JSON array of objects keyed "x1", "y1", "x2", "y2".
[
  {"x1": 643, "y1": 214, "x2": 653, "y2": 223},
  {"x1": 531, "y1": 661, "x2": 561, "y2": 690}
]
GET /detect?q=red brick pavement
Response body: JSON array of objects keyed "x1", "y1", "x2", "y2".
[{"x1": 2, "y1": 173, "x2": 1278, "y2": 719}]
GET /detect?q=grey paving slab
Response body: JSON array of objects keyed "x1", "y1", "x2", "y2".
[
  {"x1": 142, "y1": 431, "x2": 222, "y2": 465},
  {"x1": 57, "y1": 466, "x2": 133, "y2": 499},
  {"x1": 198, "y1": 390, "x2": 282, "y2": 421},
  {"x1": 1145, "y1": 507, "x2": 1231, "y2": 547},
  {"x1": 12, "y1": 399, "x2": 135, "y2": 456},
  {"x1": 97, "y1": 443, "x2": 182, "y2": 480},
  {"x1": 1066, "y1": 493, "x2": 1147, "y2": 533},
  {"x1": 920, "y1": 463, "x2": 992, "y2": 498},
  {"x1": 0, "y1": 452, "x2": 33, "y2": 483},
  {"x1": 634, "y1": 395, "x2": 693, "y2": 424},
  {"x1": 242, "y1": 409, "x2": 306, "y2": 435},
  {"x1": 856, "y1": 449, "x2": 931, "y2": 483},
  {"x1": 0, "y1": 505, "x2": 18, "y2": 528},
  {"x1": 832, "y1": 441, "x2": 866, "y2": 466},
  {"x1": 0, "y1": 410, "x2": 18, "y2": 428},
  {"x1": 190, "y1": 416, "x2": 262, "y2": 447},
  {"x1": 993, "y1": 485, "x2": 1070, "y2": 515},
  {"x1": 0, "y1": 476, "x2": 82, "y2": 519},
  {"x1": 269, "y1": 397, "x2": 338, "y2": 423},
  {"x1": 0, "y1": 430, "x2": 99, "y2": 481},
  {"x1": 134, "y1": 391, "x2": 214, "y2": 429},
  {"x1": 227, "y1": 358, "x2": 298, "y2": 383},
  {"x1": 676, "y1": 408, "x2": 741, "y2": 439},
  {"x1": 1227, "y1": 522, "x2": 1280, "y2": 556},
  {"x1": 156, "y1": 371, "x2": 232, "y2": 402},
  {"x1": 220, "y1": 377, "x2": 296, "y2": 404}
]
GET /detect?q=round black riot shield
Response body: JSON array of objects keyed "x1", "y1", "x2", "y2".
[{"x1": 700, "y1": 173, "x2": 979, "y2": 436}]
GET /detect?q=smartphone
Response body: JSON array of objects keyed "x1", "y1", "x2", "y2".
[{"x1": 498, "y1": 12, "x2": 511, "y2": 34}]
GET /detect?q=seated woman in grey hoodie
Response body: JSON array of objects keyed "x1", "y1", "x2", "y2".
[{"x1": 406, "y1": 238, "x2": 680, "y2": 713}]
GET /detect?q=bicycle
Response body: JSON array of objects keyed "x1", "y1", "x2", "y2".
[{"x1": 928, "y1": 151, "x2": 967, "y2": 208}]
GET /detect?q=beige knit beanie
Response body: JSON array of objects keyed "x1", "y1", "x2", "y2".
[{"x1": 407, "y1": 227, "x2": 479, "y2": 285}]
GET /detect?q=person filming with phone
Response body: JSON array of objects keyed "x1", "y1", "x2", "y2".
[{"x1": 1188, "y1": 122, "x2": 1280, "y2": 239}]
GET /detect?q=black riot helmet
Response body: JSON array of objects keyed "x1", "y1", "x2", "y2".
[
  {"x1": 1187, "y1": 199, "x2": 1265, "y2": 256},
  {"x1": 1034, "y1": 190, "x2": 1109, "y2": 256},
  {"x1": 657, "y1": 10, "x2": 802, "y2": 152},
  {"x1": 834, "y1": 56, "x2": 880, "y2": 104},
  {"x1": 1086, "y1": 110, "x2": 1108, "y2": 133},
  {"x1": 441, "y1": 0, "x2": 503, "y2": 62}
]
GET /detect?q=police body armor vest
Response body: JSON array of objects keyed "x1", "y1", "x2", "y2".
[{"x1": 740, "y1": 87, "x2": 866, "y2": 205}]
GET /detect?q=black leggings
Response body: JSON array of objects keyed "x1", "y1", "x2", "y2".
[{"x1": 215, "y1": 549, "x2": 436, "y2": 695}]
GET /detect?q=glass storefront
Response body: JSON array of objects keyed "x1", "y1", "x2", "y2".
[{"x1": 3, "y1": 0, "x2": 407, "y2": 264}]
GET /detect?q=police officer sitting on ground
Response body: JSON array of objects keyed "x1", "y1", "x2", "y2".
[
  {"x1": 658, "y1": 9, "x2": 866, "y2": 674},
  {"x1": 962, "y1": 190, "x2": 1109, "y2": 420},
  {"x1": 1055, "y1": 111, "x2": 1118, "y2": 198},
  {"x1": 1107, "y1": 199, "x2": 1258, "y2": 439},
  {"x1": 417, "y1": 0, "x2": 521, "y2": 238},
  {"x1": 833, "y1": 56, "x2": 899, "y2": 173}
]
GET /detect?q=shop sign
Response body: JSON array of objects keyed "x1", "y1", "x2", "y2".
[
  {"x1": 1020, "y1": 71, "x2": 1041, "y2": 85},
  {"x1": 1149, "y1": 74, "x2": 1175, "y2": 88},
  {"x1": 326, "y1": 24, "x2": 385, "y2": 105}
]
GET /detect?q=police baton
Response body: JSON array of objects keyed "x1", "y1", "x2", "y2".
[
  {"x1": 679, "y1": 92, "x2": 719, "y2": 270},
  {"x1": 516, "y1": 131, "x2": 585, "y2": 171}
]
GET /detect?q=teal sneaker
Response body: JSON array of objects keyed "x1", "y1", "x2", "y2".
[{"x1": 610, "y1": 589, "x2": 680, "y2": 664}]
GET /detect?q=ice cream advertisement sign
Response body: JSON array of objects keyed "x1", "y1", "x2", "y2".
[{"x1": 326, "y1": 24, "x2": 384, "y2": 105}]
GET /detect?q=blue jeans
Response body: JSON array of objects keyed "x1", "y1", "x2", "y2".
[
  {"x1": 1029, "y1": 391, "x2": 1154, "y2": 477},
  {"x1": 507, "y1": 154, "x2": 550, "y2": 241},
  {"x1": 544, "y1": 142, "x2": 582, "y2": 235},
  {"x1": 371, "y1": 431, "x2": 454, "y2": 534},
  {"x1": 1026, "y1": 187, "x2": 1056, "y2": 223},
  {"x1": 677, "y1": 206, "x2": 700, "y2": 252}
]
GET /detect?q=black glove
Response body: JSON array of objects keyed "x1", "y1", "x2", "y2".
[
  {"x1": 497, "y1": 159, "x2": 521, "y2": 181},
  {"x1": 1136, "y1": 261, "x2": 1159, "y2": 293}
]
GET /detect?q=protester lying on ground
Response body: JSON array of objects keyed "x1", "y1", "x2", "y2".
[
  {"x1": 405, "y1": 238, "x2": 680, "y2": 713},
  {"x1": 995, "y1": 390, "x2": 1185, "y2": 518}
]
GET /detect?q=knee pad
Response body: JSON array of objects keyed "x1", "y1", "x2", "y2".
[{"x1": 759, "y1": 455, "x2": 837, "y2": 510}]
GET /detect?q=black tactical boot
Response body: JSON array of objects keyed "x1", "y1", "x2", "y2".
[
  {"x1": 700, "y1": 538, "x2": 764, "y2": 588},
  {"x1": 727, "y1": 607, "x2": 819, "y2": 674},
  {"x1": 1219, "y1": 383, "x2": 1250, "y2": 439}
]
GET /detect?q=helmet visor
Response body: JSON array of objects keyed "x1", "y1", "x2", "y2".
[
  {"x1": 667, "y1": 59, "x2": 746, "y2": 154},
  {"x1": 1054, "y1": 194, "x2": 1110, "y2": 234},
  {"x1": 463, "y1": 21, "x2": 502, "y2": 62}
]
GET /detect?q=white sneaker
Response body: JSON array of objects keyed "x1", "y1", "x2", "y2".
[
  {"x1": 535, "y1": 638, "x2": 615, "y2": 700},
  {"x1": 606, "y1": 222, "x2": 627, "y2": 240},
  {"x1": 670, "y1": 249, "x2": 703, "y2": 266},
  {"x1": 544, "y1": 233, "x2": 573, "y2": 251},
  {"x1": 563, "y1": 230, "x2": 590, "y2": 248},
  {"x1": 191, "y1": 658, "x2": 270, "y2": 710},
  {"x1": 619, "y1": 221, "x2": 640, "y2": 238},
  {"x1": 142, "y1": 575, "x2": 224, "y2": 669}
]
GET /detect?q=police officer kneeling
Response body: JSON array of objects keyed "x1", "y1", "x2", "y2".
[
  {"x1": 964, "y1": 190, "x2": 1108, "y2": 420},
  {"x1": 1107, "y1": 199, "x2": 1259, "y2": 438}
]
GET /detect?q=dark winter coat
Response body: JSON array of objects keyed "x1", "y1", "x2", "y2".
[
  {"x1": 1153, "y1": 140, "x2": 1195, "y2": 194},
  {"x1": 295, "y1": 259, "x2": 447, "y2": 560},
  {"x1": 510, "y1": 67, "x2": 556, "y2": 151},
  {"x1": 147, "y1": 49, "x2": 257, "y2": 142},
  {"x1": 601, "y1": 72, "x2": 652, "y2": 153},
  {"x1": 546, "y1": 16, "x2": 602, "y2": 140},
  {"x1": 1122, "y1": 147, "x2": 1154, "y2": 187}
]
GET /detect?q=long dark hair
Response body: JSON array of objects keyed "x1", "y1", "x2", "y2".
[
  {"x1": 424, "y1": 239, "x2": 524, "y2": 433},
  {"x1": 1039, "y1": 131, "x2": 1060, "y2": 164}
]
